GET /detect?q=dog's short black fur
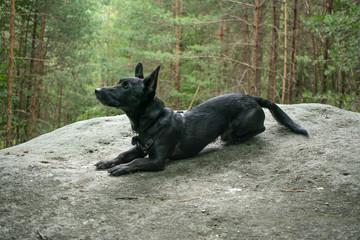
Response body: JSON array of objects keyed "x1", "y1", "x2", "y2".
[{"x1": 95, "y1": 63, "x2": 308, "y2": 176}]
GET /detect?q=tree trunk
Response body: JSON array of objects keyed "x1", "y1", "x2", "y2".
[
  {"x1": 251, "y1": 0, "x2": 267, "y2": 96},
  {"x1": 216, "y1": 1, "x2": 224, "y2": 95},
  {"x1": 338, "y1": 69, "x2": 346, "y2": 108},
  {"x1": 311, "y1": 40, "x2": 319, "y2": 96},
  {"x1": 287, "y1": 0, "x2": 298, "y2": 103},
  {"x1": 294, "y1": 11, "x2": 302, "y2": 101},
  {"x1": 241, "y1": 13, "x2": 251, "y2": 94},
  {"x1": 27, "y1": 11, "x2": 38, "y2": 139},
  {"x1": 268, "y1": 0, "x2": 280, "y2": 102},
  {"x1": 35, "y1": 37, "x2": 49, "y2": 125},
  {"x1": 224, "y1": 26, "x2": 230, "y2": 89},
  {"x1": 6, "y1": 0, "x2": 16, "y2": 148},
  {"x1": 28, "y1": 0, "x2": 47, "y2": 139},
  {"x1": 57, "y1": 82, "x2": 63, "y2": 128},
  {"x1": 320, "y1": 0, "x2": 334, "y2": 101},
  {"x1": 16, "y1": 17, "x2": 29, "y2": 144},
  {"x1": 304, "y1": 0, "x2": 319, "y2": 96},
  {"x1": 300, "y1": 71, "x2": 305, "y2": 102},
  {"x1": 281, "y1": 0, "x2": 288, "y2": 104},
  {"x1": 106, "y1": 7, "x2": 110, "y2": 116},
  {"x1": 18, "y1": 16, "x2": 30, "y2": 134},
  {"x1": 174, "y1": 0, "x2": 182, "y2": 109},
  {"x1": 251, "y1": 0, "x2": 260, "y2": 96}
]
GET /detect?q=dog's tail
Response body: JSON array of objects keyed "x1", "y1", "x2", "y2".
[{"x1": 251, "y1": 96, "x2": 309, "y2": 136}]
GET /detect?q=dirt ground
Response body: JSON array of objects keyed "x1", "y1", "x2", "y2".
[{"x1": 1, "y1": 103, "x2": 359, "y2": 240}]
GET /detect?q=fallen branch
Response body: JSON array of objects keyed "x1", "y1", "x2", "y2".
[
  {"x1": 206, "y1": 234, "x2": 220, "y2": 240},
  {"x1": 37, "y1": 228, "x2": 45, "y2": 240},
  {"x1": 174, "y1": 197, "x2": 201, "y2": 203},
  {"x1": 280, "y1": 189, "x2": 310, "y2": 193},
  {"x1": 271, "y1": 174, "x2": 285, "y2": 177},
  {"x1": 116, "y1": 197, "x2": 138, "y2": 200}
]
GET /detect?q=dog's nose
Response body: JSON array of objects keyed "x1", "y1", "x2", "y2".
[{"x1": 95, "y1": 88, "x2": 102, "y2": 94}]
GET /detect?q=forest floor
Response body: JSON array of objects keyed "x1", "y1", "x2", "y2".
[{"x1": 1, "y1": 103, "x2": 360, "y2": 240}]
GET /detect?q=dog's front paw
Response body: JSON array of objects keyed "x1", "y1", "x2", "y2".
[
  {"x1": 95, "y1": 160, "x2": 117, "y2": 170},
  {"x1": 108, "y1": 164, "x2": 132, "y2": 176}
]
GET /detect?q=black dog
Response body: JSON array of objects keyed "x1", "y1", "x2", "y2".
[{"x1": 95, "y1": 63, "x2": 308, "y2": 176}]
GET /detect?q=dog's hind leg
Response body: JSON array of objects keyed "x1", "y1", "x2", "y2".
[
  {"x1": 222, "y1": 107, "x2": 266, "y2": 144},
  {"x1": 232, "y1": 127, "x2": 266, "y2": 143}
]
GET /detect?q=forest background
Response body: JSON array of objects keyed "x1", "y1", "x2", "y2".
[{"x1": 1, "y1": 0, "x2": 359, "y2": 148}]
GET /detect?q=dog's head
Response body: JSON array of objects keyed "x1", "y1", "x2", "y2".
[{"x1": 95, "y1": 63, "x2": 160, "y2": 112}]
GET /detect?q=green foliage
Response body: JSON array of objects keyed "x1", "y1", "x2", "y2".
[
  {"x1": 303, "y1": 89, "x2": 359, "y2": 112},
  {"x1": 303, "y1": 0, "x2": 360, "y2": 75},
  {"x1": 77, "y1": 105, "x2": 123, "y2": 121},
  {"x1": 0, "y1": 0, "x2": 103, "y2": 146},
  {"x1": 1, "y1": 0, "x2": 360, "y2": 148}
]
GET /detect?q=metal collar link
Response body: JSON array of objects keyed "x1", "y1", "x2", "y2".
[
  {"x1": 131, "y1": 111, "x2": 184, "y2": 155},
  {"x1": 132, "y1": 136, "x2": 154, "y2": 155}
]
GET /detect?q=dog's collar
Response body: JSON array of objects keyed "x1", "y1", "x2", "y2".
[
  {"x1": 131, "y1": 136, "x2": 154, "y2": 155},
  {"x1": 131, "y1": 125, "x2": 166, "y2": 155},
  {"x1": 131, "y1": 110, "x2": 185, "y2": 155},
  {"x1": 131, "y1": 118, "x2": 169, "y2": 155}
]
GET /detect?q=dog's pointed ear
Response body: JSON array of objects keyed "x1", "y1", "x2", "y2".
[
  {"x1": 143, "y1": 66, "x2": 160, "y2": 95},
  {"x1": 135, "y1": 62, "x2": 144, "y2": 79}
]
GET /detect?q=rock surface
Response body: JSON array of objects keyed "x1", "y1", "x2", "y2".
[{"x1": 1, "y1": 103, "x2": 359, "y2": 239}]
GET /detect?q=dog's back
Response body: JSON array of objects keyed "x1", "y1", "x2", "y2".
[{"x1": 172, "y1": 93, "x2": 307, "y2": 159}]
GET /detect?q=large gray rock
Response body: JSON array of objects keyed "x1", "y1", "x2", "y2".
[{"x1": 1, "y1": 104, "x2": 359, "y2": 239}]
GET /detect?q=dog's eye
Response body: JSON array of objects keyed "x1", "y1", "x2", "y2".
[{"x1": 122, "y1": 83, "x2": 129, "y2": 89}]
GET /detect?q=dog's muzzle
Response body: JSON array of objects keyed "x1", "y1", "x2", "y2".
[
  {"x1": 95, "y1": 88, "x2": 108, "y2": 105},
  {"x1": 95, "y1": 88, "x2": 102, "y2": 95}
]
